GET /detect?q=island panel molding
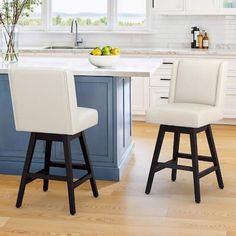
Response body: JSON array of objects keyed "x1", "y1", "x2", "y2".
[
  {"x1": 0, "y1": 74, "x2": 135, "y2": 181},
  {"x1": 0, "y1": 57, "x2": 162, "y2": 180}
]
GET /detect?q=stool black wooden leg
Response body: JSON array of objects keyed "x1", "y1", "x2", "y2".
[
  {"x1": 63, "y1": 136, "x2": 76, "y2": 215},
  {"x1": 145, "y1": 125, "x2": 165, "y2": 194},
  {"x1": 190, "y1": 130, "x2": 201, "y2": 203},
  {"x1": 79, "y1": 132, "x2": 99, "y2": 198},
  {"x1": 16, "y1": 133, "x2": 37, "y2": 208},
  {"x1": 43, "y1": 140, "x2": 52, "y2": 192},
  {"x1": 205, "y1": 125, "x2": 224, "y2": 189},
  {"x1": 171, "y1": 132, "x2": 180, "y2": 182}
]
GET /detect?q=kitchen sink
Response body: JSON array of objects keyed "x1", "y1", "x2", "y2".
[{"x1": 44, "y1": 46, "x2": 94, "y2": 50}]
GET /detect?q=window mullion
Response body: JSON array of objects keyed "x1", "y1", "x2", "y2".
[
  {"x1": 42, "y1": 0, "x2": 51, "y2": 31},
  {"x1": 146, "y1": 0, "x2": 152, "y2": 30},
  {"x1": 109, "y1": 0, "x2": 117, "y2": 30}
]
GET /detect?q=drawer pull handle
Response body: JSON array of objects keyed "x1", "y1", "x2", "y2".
[
  {"x1": 160, "y1": 78, "x2": 171, "y2": 81},
  {"x1": 163, "y1": 62, "x2": 173, "y2": 65},
  {"x1": 160, "y1": 97, "x2": 169, "y2": 100}
]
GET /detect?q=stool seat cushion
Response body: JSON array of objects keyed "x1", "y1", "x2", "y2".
[
  {"x1": 146, "y1": 103, "x2": 223, "y2": 128},
  {"x1": 75, "y1": 107, "x2": 98, "y2": 134},
  {"x1": 9, "y1": 68, "x2": 99, "y2": 135},
  {"x1": 27, "y1": 107, "x2": 98, "y2": 135}
]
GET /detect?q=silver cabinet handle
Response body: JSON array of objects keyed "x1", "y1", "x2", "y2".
[{"x1": 163, "y1": 62, "x2": 173, "y2": 65}]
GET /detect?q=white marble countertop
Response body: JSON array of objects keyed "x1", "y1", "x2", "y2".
[
  {"x1": 0, "y1": 55, "x2": 162, "y2": 77},
  {"x1": 17, "y1": 46, "x2": 236, "y2": 57}
]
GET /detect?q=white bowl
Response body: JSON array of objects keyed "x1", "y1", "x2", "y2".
[{"x1": 88, "y1": 54, "x2": 120, "y2": 68}]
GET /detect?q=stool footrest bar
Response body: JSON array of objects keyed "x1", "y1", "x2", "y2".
[
  {"x1": 155, "y1": 160, "x2": 193, "y2": 172},
  {"x1": 26, "y1": 169, "x2": 46, "y2": 184},
  {"x1": 73, "y1": 173, "x2": 92, "y2": 188},
  {"x1": 178, "y1": 153, "x2": 213, "y2": 162},
  {"x1": 27, "y1": 172, "x2": 67, "y2": 182},
  {"x1": 199, "y1": 166, "x2": 217, "y2": 178}
]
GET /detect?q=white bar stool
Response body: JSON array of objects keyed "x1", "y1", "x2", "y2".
[
  {"x1": 145, "y1": 59, "x2": 227, "y2": 203},
  {"x1": 9, "y1": 67, "x2": 99, "y2": 215}
]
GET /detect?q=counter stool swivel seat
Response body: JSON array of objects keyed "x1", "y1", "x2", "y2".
[
  {"x1": 145, "y1": 59, "x2": 227, "y2": 203},
  {"x1": 9, "y1": 68, "x2": 99, "y2": 215}
]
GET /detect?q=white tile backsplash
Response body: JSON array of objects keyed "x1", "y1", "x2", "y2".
[{"x1": 5, "y1": 13, "x2": 236, "y2": 49}]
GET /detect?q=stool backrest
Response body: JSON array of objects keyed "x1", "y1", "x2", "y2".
[
  {"x1": 9, "y1": 67, "x2": 78, "y2": 134},
  {"x1": 169, "y1": 59, "x2": 227, "y2": 107}
]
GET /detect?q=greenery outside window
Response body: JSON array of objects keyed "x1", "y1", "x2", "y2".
[
  {"x1": 52, "y1": 0, "x2": 108, "y2": 27},
  {"x1": 117, "y1": 0, "x2": 147, "y2": 27},
  {"x1": 16, "y1": 0, "x2": 151, "y2": 31},
  {"x1": 18, "y1": 3, "x2": 42, "y2": 27}
]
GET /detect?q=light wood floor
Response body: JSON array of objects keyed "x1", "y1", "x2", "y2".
[{"x1": 0, "y1": 122, "x2": 236, "y2": 236}]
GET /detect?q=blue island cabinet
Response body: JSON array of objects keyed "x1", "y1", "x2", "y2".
[{"x1": 0, "y1": 74, "x2": 133, "y2": 181}]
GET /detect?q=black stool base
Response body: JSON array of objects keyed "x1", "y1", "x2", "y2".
[
  {"x1": 145, "y1": 124, "x2": 224, "y2": 203},
  {"x1": 16, "y1": 131, "x2": 99, "y2": 215}
]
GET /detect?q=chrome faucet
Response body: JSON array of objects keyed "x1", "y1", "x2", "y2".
[{"x1": 71, "y1": 19, "x2": 83, "y2": 48}]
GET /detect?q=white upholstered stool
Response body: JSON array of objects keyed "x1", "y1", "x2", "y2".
[
  {"x1": 9, "y1": 68, "x2": 99, "y2": 215},
  {"x1": 145, "y1": 59, "x2": 227, "y2": 203}
]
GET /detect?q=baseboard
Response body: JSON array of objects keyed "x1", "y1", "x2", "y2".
[{"x1": 0, "y1": 142, "x2": 135, "y2": 182}]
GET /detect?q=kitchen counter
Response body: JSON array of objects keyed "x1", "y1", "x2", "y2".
[
  {"x1": 0, "y1": 55, "x2": 162, "y2": 77},
  {"x1": 0, "y1": 55, "x2": 162, "y2": 181},
  {"x1": 17, "y1": 46, "x2": 236, "y2": 58}
]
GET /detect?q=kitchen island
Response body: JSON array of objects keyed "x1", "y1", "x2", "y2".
[{"x1": 0, "y1": 56, "x2": 162, "y2": 181}]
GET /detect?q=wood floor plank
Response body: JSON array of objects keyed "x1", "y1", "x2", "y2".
[
  {"x1": 0, "y1": 217, "x2": 9, "y2": 228},
  {"x1": 0, "y1": 122, "x2": 235, "y2": 235}
]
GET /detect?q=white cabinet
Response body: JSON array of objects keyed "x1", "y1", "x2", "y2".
[
  {"x1": 154, "y1": 0, "x2": 236, "y2": 15},
  {"x1": 224, "y1": 61, "x2": 236, "y2": 118},
  {"x1": 131, "y1": 77, "x2": 149, "y2": 120},
  {"x1": 186, "y1": 0, "x2": 219, "y2": 13},
  {"x1": 149, "y1": 87, "x2": 169, "y2": 107},
  {"x1": 149, "y1": 62, "x2": 173, "y2": 113},
  {"x1": 155, "y1": 0, "x2": 184, "y2": 13},
  {"x1": 132, "y1": 62, "x2": 173, "y2": 121}
]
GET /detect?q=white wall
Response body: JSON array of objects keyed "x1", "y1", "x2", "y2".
[
  {"x1": 16, "y1": 13, "x2": 236, "y2": 49},
  {"x1": 151, "y1": 14, "x2": 236, "y2": 49}
]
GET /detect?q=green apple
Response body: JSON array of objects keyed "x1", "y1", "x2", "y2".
[
  {"x1": 102, "y1": 46, "x2": 111, "y2": 56},
  {"x1": 105, "y1": 45, "x2": 112, "y2": 51}
]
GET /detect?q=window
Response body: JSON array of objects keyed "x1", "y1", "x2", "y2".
[
  {"x1": 117, "y1": 0, "x2": 147, "y2": 27},
  {"x1": 19, "y1": 0, "x2": 150, "y2": 31},
  {"x1": 51, "y1": 0, "x2": 108, "y2": 27},
  {"x1": 19, "y1": 4, "x2": 42, "y2": 27}
]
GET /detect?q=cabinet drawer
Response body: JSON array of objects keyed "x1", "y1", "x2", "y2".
[
  {"x1": 149, "y1": 88, "x2": 169, "y2": 107},
  {"x1": 153, "y1": 67, "x2": 172, "y2": 77},
  {"x1": 155, "y1": 0, "x2": 184, "y2": 12},
  {"x1": 150, "y1": 76, "x2": 171, "y2": 87},
  {"x1": 224, "y1": 89, "x2": 236, "y2": 118},
  {"x1": 227, "y1": 75, "x2": 236, "y2": 90},
  {"x1": 151, "y1": 63, "x2": 173, "y2": 87}
]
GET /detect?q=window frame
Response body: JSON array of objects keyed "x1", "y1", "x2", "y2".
[
  {"x1": 20, "y1": 0, "x2": 151, "y2": 32},
  {"x1": 17, "y1": 0, "x2": 45, "y2": 31},
  {"x1": 49, "y1": 0, "x2": 109, "y2": 31},
  {"x1": 114, "y1": 0, "x2": 152, "y2": 31}
]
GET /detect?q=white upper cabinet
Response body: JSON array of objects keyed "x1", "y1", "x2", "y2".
[
  {"x1": 154, "y1": 0, "x2": 236, "y2": 15},
  {"x1": 155, "y1": 0, "x2": 184, "y2": 13},
  {"x1": 186, "y1": 0, "x2": 219, "y2": 14}
]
